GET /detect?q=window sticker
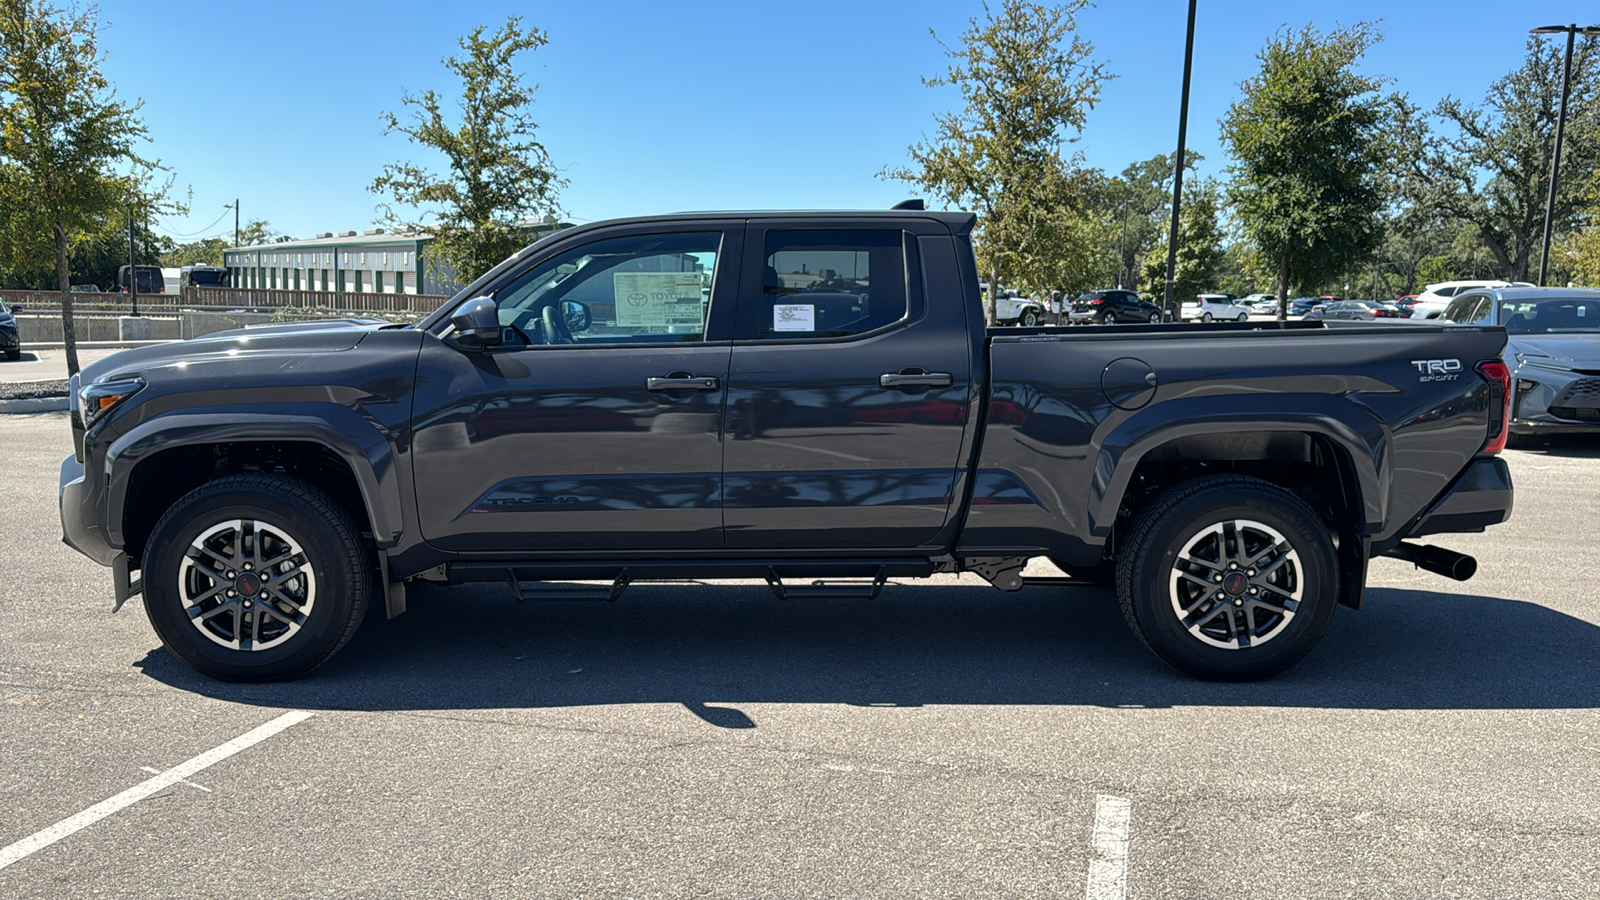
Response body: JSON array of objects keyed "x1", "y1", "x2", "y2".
[
  {"x1": 613, "y1": 272, "x2": 706, "y2": 327},
  {"x1": 773, "y1": 303, "x2": 815, "y2": 332}
]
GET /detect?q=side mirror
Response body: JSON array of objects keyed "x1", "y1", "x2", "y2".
[
  {"x1": 560, "y1": 300, "x2": 591, "y2": 333},
  {"x1": 450, "y1": 297, "x2": 502, "y2": 348}
]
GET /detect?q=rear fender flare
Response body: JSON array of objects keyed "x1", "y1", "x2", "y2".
[
  {"x1": 104, "y1": 406, "x2": 402, "y2": 549},
  {"x1": 1089, "y1": 394, "x2": 1390, "y2": 537}
]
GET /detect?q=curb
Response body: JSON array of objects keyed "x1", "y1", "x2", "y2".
[{"x1": 0, "y1": 396, "x2": 68, "y2": 413}]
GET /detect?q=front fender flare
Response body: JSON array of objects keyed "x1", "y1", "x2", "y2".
[{"x1": 104, "y1": 405, "x2": 404, "y2": 549}]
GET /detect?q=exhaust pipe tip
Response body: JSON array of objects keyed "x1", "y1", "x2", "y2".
[{"x1": 1385, "y1": 542, "x2": 1477, "y2": 582}]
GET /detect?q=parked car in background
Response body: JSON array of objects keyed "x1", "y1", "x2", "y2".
[
  {"x1": 0, "y1": 299, "x2": 19, "y2": 360},
  {"x1": 1068, "y1": 289, "x2": 1162, "y2": 324},
  {"x1": 1393, "y1": 295, "x2": 1420, "y2": 317},
  {"x1": 1409, "y1": 280, "x2": 1534, "y2": 321},
  {"x1": 180, "y1": 265, "x2": 230, "y2": 291},
  {"x1": 70, "y1": 283, "x2": 104, "y2": 293},
  {"x1": 117, "y1": 264, "x2": 165, "y2": 294},
  {"x1": 1287, "y1": 298, "x2": 1319, "y2": 317},
  {"x1": 1441, "y1": 286, "x2": 1600, "y2": 440},
  {"x1": 994, "y1": 290, "x2": 1047, "y2": 326},
  {"x1": 1180, "y1": 293, "x2": 1250, "y2": 322},
  {"x1": 1240, "y1": 293, "x2": 1278, "y2": 312},
  {"x1": 1305, "y1": 300, "x2": 1403, "y2": 321}
]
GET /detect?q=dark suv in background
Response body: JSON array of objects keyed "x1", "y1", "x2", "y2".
[{"x1": 1068, "y1": 289, "x2": 1161, "y2": 324}]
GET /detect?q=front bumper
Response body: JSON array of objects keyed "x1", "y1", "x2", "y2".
[
  {"x1": 60, "y1": 452, "x2": 118, "y2": 566},
  {"x1": 1512, "y1": 367, "x2": 1600, "y2": 434},
  {"x1": 1406, "y1": 457, "x2": 1514, "y2": 539}
]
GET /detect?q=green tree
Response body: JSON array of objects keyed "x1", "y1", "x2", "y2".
[
  {"x1": 1108, "y1": 151, "x2": 1201, "y2": 292},
  {"x1": 1141, "y1": 180, "x2": 1224, "y2": 304},
  {"x1": 371, "y1": 17, "x2": 564, "y2": 286},
  {"x1": 882, "y1": 0, "x2": 1110, "y2": 323},
  {"x1": 1221, "y1": 23, "x2": 1394, "y2": 319},
  {"x1": 163, "y1": 237, "x2": 228, "y2": 267},
  {"x1": 1405, "y1": 36, "x2": 1600, "y2": 282},
  {"x1": 0, "y1": 0, "x2": 164, "y2": 374},
  {"x1": 232, "y1": 218, "x2": 281, "y2": 247}
]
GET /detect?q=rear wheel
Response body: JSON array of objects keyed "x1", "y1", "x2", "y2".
[
  {"x1": 1200, "y1": 312, "x2": 1213, "y2": 322},
  {"x1": 1115, "y1": 476, "x2": 1338, "y2": 681},
  {"x1": 1098, "y1": 311, "x2": 1114, "y2": 325},
  {"x1": 142, "y1": 474, "x2": 372, "y2": 682},
  {"x1": 4, "y1": 348, "x2": 18, "y2": 361},
  {"x1": 1148, "y1": 313, "x2": 1160, "y2": 323}
]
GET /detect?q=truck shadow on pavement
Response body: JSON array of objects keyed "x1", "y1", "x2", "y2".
[{"x1": 134, "y1": 581, "x2": 1600, "y2": 725}]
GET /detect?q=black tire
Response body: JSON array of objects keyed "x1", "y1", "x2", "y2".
[
  {"x1": 1021, "y1": 309, "x2": 1039, "y2": 327},
  {"x1": 1097, "y1": 311, "x2": 1114, "y2": 325},
  {"x1": 1114, "y1": 475, "x2": 1338, "y2": 681},
  {"x1": 142, "y1": 474, "x2": 373, "y2": 682},
  {"x1": 1148, "y1": 313, "x2": 1160, "y2": 323},
  {"x1": 1200, "y1": 312, "x2": 1213, "y2": 322},
  {"x1": 1236, "y1": 312, "x2": 1249, "y2": 322},
  {"x1": 4, "y1": 346, "x2": 18, "y2": 361}
]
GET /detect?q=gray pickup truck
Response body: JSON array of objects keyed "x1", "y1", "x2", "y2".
[{"x1": 61, "y1": 208, "x2": 1514, "y2": 683}]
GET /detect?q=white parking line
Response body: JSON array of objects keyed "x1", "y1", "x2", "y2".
[
  {"x1": 1086, "y1": 793, "x2": 1132, "y2": 900},
  {"x1": 0, "y1": 710, "x2": 314, "y2": 871}
]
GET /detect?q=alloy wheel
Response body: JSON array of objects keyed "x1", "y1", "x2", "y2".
[
  {"x1": 1167, "y1": 518, "x2": 1301, "y2": 650},
  {"x1": 179, "y1": 518, "x2": 317, "y2": 651}
]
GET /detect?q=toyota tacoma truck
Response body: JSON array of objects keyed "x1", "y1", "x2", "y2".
[{"x1": 60, "y1": 208, "x2": 1515, "y2": 683}]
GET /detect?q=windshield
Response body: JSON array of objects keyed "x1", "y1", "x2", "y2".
[{"x1": 1501, "y1": 298, "x2": 1600, "y2": 334}]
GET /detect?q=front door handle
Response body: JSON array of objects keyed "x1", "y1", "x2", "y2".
[
  {"x1": 879, "y1": 371, "x2": 953, "y2": 389},
  {"x1": 647, "y1": 375, "x2": 720, "y2": 391}
]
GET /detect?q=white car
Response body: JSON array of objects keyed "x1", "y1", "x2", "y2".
[
  {"x1": 1180, "y1": 294, "x2": 1251, "y2": 322},
  {"x1": 991, "y1": 289, "x2": 1047, "y2": 326},
  {"x1": 1408, "y1": 280, "x2": 1534, "y2": 321},
  {"x1": 1240, "y1": 292, "x2": 1278, "y2": 311}
]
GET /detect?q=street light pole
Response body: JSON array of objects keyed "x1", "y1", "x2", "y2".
[
  {"x1": 1163, "y1": 0, "x2": 1197, "y2": 323},
  {"x1": 1531, "y1": 24, "x2": 1600, "y2": 286}
]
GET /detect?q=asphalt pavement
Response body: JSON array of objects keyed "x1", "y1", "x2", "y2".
[{"x1": 1, "y1": 411, "x2": 1596, "y2": 898}]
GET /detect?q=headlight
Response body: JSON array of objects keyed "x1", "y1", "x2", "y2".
[{"x1": 79, "y1": 376, "x2": 144, "y2": 428}]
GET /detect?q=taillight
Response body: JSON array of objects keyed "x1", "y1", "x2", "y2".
[
  {"x1": 1477, "y1": 360, "x2": 1511, "y2": 454},
  {"x1": 1089, "y1": 297, "x2": 1103, "y2": 304}
]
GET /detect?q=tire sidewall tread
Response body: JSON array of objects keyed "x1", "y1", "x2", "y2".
[
  {"x1": 142, "y1": 473, "x2": 372, "y2": 682},
  {"x1": 1114, "y1": 475, "x2": 1339, "y2": 681}
]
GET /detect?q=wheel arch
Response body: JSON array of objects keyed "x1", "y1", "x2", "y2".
[{"x1": 106, "y1": 408, "x2": 403, "y2": 562}]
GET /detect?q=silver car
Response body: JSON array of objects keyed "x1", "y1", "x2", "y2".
[{"x1": 1441, "y1": 287, "x2": 1600, "y2": 439}]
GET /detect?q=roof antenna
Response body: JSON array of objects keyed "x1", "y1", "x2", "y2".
[{"x1": 890, "y1": 199, "x2": 926, "y2": 211}]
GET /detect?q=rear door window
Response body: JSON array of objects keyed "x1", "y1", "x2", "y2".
[{"x1": 744, "y1": 230, "x2": 911, "y2": 339}]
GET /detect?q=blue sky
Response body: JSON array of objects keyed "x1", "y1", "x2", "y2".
[{"x1": 99, "y1": 0, "x2": 1600, "y2": 244}]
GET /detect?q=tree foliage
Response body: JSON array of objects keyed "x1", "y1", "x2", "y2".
[
  {"x1": 882, "y1": 0, "x2": 1109, "y2": 322},
  {"x1": 1141, "y1": 179, "x2": 1224, "y2": 303},
  {"x1": 1221, "y1": 22, "x2": 1393, "y2": 317},
  {"x1": 371, "y1": 17, "x2": 564, "y2": 287},
  {"x1": 0, "y1": 0, "x2": 166, "y2": 372},
  {"x1": 1402, "y1": 36, "x2": 1600, "y2": 282}
]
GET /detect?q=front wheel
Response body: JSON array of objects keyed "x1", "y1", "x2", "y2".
[
  {"x1": 1114, "y1": 475, "x2": 1339, "y2": 681},
  {"x1": 1236, "y1": 312, "x2": 1249, "y2": 322},
  {"x1": 142, "y1": 474, "x2": 373, "y2": 682},
  {"x1": 1020, "y1": 309, "x2": 1039, "y2": 327},
  {"x1": 1148, "y1": 313, "x2": 1161, "y2": 324}
]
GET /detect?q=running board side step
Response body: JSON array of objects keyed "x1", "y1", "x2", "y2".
[
  {"x1": 507, "y1": 569, "x2": 632, "y2": 602},
  {"x1": 766, "y1": 567, "x2": 888, "y2": 601}
]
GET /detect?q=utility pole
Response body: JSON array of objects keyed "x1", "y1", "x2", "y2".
[
  {"x1": 1163, "y1": 0, "x2": 1197, "y2": 323},
  {"x1": 1528, "y1": 24, "x2": 1600, "y2": 285},
  {"x1": 233, "y1": 199, "x2": 240, "y2": 246}
]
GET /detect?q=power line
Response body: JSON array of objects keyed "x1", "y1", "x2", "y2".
[{"x1": 159, "y1": 207, "x2": 233, "y2": 239}]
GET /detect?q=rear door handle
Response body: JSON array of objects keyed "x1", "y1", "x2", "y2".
[
  {"x1": 647, "y1": 375, "x2": 720, "y2": 391},
  {"x1": 879, "y1": 372, "x2": 953, "y2": 389}
]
